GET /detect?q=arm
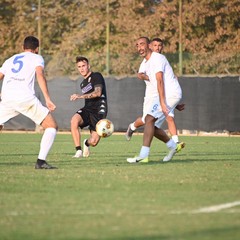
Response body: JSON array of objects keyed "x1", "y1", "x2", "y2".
[
  {"x1": 137, "y1": 73, "x2": 149, "y2": 81},
  {"x1": 156, "y1": 71, "x2": 168, "y2": 116},
  {"x1": 0, "y1": 73, "x2": 4, "y2": 101},
  {"x1": 35, "y1": 66, "x2": 56, "y2": 112},
  {"x1": 0, "y1": 72, "x2": 4, "y2": 80},
  {"x1": 70, "y1": 84, "x2": 103, "y2": 101},
  {"x1": 176, "y1": 103, "x2": 185, "y2": 111}
]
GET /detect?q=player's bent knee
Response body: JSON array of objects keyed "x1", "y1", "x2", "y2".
[
  {"x1": 41, "y1": 114, "x2": 58, "y2": 129},
  {"x1": 89, "y1": 137, "x2": 100, "y2": 147},
  {"x1": 166, "y1": 116, "x2": 174, "y2": 123}
]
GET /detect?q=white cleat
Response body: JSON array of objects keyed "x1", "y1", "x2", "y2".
[
  {"x1": 83, "y1": 139, "x2": 90, "y2": 157},
  {"x1": 125, "y1": 124, "x2": 135, "y2": 141},
  {"x1": 72, "y1": 150, "x2": 82, "y2": 158},
  {"x1": 127, "y1": 156, "x2": 149, "y2": 163},
  {"x1": 163, "y1": 142, "x2": 185, "y2": 162}
]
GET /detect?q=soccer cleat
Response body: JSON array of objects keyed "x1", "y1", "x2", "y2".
[
  {"x1": 125, "y1": 124, "x2": 135, "y2": 141},
  {"x1": 83, "y1": 139, "x2": 90, "y2": 157},
  {"x1": 127, "y1": 156, "x2": 149, "y2": 163},
  {"x1": 163, "y1": 142, "x2": 185, "y2": 162},
  {"x1": 35, "y1": 161, "x2": 57, "y2": 169},
  {"x1": 72, "y1": 150, "x2": 82, "y2": 158}
]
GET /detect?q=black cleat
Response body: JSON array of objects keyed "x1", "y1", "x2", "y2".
[{"x1": 35, "y1": 161, "x2": 57, "y2": 169}]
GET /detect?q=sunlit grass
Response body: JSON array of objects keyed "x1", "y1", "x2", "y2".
[{"x1": 0, "y1": 133, "x2": 240, "y2": 240}]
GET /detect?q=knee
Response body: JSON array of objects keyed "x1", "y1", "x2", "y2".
[
  {"x1": 88, "y1": 138, "x2": 99, "y2": 147},
  {"x1": 91, "y1": 140, "x2": 98, "y2": 147},
  {"x1": 71, "y1": 116, "x2": 80, "y2": 128},
  {"x1": 41, "y1": 114, "x2": 58, "y2": 130},
  {"x1": 166, "y1": 116, "x2": 174, "y2": 123}
]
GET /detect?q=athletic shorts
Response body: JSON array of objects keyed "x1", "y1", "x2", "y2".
[
  {"x1": 0, "y1": 97, "x2": 49, "y2": 125},
  {"x1": 142, "y1": 96, "x2": 181, "y2": 128},
  {"x1": 76, "y1": 107, "x2": 107, "y2": 131}
]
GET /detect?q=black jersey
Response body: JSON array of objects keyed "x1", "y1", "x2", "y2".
[{"x1": 80, "y1": 72, "x2": 108, "y2": 115}]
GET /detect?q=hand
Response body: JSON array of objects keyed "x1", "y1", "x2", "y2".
[
  {"x1": 46, "y1": 100, "x2": 56, "y2": 112},
  {"x1": 161, "y1": 103, "x2": 169, "y2": 117},
  {"x1": 137, "y1": 73, "x2": 149, "y2": 81},
  {"x1": 70, "y1": 94, "x2": 80, "y2": 101},
  {"x1": 176, "y1": 103, "x2": 185, "y2": 111}
]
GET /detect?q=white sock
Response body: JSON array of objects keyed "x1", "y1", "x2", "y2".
[
  {"x1": 166, "y1": 139, "x2": 177, "y2": 149},
  {"x1": 139, "y1": 146, "x2": 150, "y2": 158},
  {"x1": 38, "y1": 128, "x2": 57, "y2": 160},
  {"x1": 130, "y1": 122, "x2": 137, "y2": 131},
  {"x1": 172, "y1": 135, "x2": 179, "y2": 143}
]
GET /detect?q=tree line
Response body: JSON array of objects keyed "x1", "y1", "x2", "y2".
[{"x1": 0, "y1": 0, "x2": 239, "y2": 77}]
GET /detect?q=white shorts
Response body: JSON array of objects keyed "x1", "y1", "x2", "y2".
[
  {"x1": 0, "y1": 97, "x2": 49, "y2": 126},
  {"x1": 142, "y1": 96, "x2": 180, "y2": 128},
  {"x1": 168, "y1": 109, "x2": 174, "y2": 118}
]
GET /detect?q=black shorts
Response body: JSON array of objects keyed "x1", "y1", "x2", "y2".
[{"x1": 76, "y1": 108, "x2": 107, "y2": 131}]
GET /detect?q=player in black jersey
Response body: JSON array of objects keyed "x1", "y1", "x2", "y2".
[{"x1": 70, "y1": 56, "x2": 108, "y2": 158}]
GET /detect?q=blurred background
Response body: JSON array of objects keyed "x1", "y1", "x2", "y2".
[
  {"x1": 0, "y1": 0, "x2": 239, "y2": 77},
  {"x1": 0, "y1": 0, "x2": 239, "y2": 133}
]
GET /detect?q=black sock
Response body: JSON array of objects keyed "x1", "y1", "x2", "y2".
[
  {"x1": 76, "y1": 146, "x2": 82, "y2": 151},
  {"x1": 85, "y1": 140, "x2": 90, "y2": 147}
]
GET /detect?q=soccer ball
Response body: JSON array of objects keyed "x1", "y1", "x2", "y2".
[{"x1": 96, "y1": 119, "x2": 114, "y2": 138}]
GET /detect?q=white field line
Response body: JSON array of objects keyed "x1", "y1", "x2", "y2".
[
  {"x1": 3, "y1": 201, "x2": 240, "y2": 217},
  {"x1": 170, "y1": 201, "x2": 240, "y2": 215},
  {"x1": 191, "y1": 201, "x2": 240, "y2": 214}
]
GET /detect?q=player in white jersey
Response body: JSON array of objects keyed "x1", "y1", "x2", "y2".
[
  {"x1": 0, "y1": 36, "x2": 58, "y2": 169},
  {"x1": 127, "y1": 37, "x2": 185, "y2": 163},
  {"x1": 126, "y1": 37, "x2": 185, "y2": 143}
]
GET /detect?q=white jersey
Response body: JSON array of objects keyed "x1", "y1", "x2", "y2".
[
  {"x1": 138, "y1": 52, "x2": 182, "y2": 99},
  {"x1": 0, "y1": 51, "x2": 44, "y2": 102}
]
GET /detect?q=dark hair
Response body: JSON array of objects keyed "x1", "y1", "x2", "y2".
[
  {"x1": 151, "y1": 37, "x2": 163, "y2": 44},
  {"x1": 23, "y1": 36, "x2": 39, "y2": 50},
  {"x1": 138, "y1": 36, "x2": 150, "y2": 44},
  {"x1": 76, "y1": 56, "x2": 89, "y2": 64}
]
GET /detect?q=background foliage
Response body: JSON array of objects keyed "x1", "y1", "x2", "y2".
[{"x1": 0, "y1": 0, "x2": 239, "y2": 77}]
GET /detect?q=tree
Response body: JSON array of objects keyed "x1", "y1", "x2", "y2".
[{"x1": 0, "y1": 0, "x2": 239, "y2": 76}]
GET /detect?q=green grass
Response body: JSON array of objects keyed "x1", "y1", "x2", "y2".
[{"x1": 0, "y1": 133, "x2": 240, "y2": 240}]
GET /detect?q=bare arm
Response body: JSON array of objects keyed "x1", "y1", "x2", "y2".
[
  {"x1": 0, "y1": 72, "x2": 4, "y2": 80},
  {"x1": 70, "y1": 85, "x2": 103, "y2": 101},
  {"x1": 35, "y1": 66, "x2": 56, "y2": 112},
  {"x1": 137, "y1": 73, "x2": 149, "y2": 81},
  {"x1": 156, "y1": 71, "x2": 168, "y2": 116}
]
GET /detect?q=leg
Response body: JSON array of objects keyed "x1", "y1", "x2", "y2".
[
  {"x1": 71, "y1": 113, "x2": 84, "y2": 158},
  {"x1": 35, "y1": 113, "x2": 58, "y2": 169},
  {"x1": 142, "y1": 114, "x2": 156, "y2": 147},
  {"x1": 71, "y1": 113, "x2": 83, "y2": 148},
  {"x1": 166, "y1": 115, "x2": 179, "y2": 143},
  {"x1": 134, "y1": 117, "x2": 145, "y2": 129},
  {"x1": 127, "y1": 114, "x2": 155, "y2": 163},
  {"x1": 87, "y1": 130, "x2": 101, "y2": 147},
  {"x1": 154, "y1": 127, "x2": 170, "y2": 143},
  {"x1": 83, "y1": 130, "x2": 101, "y2": 157},
  {"x1": 125, "y1": 116, "x2": 144, "y2": 141}
]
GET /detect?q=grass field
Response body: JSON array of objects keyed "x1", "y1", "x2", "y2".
[{"x1": 0, "y1": 132, "x2": 239, "y2": 240}]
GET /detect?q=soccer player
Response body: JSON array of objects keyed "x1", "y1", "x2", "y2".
[
  {"x1": 0, "y1": 36, "x2": 58, "y2": 169},
  {"x1": 127, "y1": 37, "x2": 185, "y2": 163},
  {"x1": 70, "y1": 56, "x2": 108, "y2": 158},
  {"x1": 126, "y1": 37, "x2": 185, "y2": 144},
  {"x1": 150, "y1": 37, "x2": 164, "y2": 54}
]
